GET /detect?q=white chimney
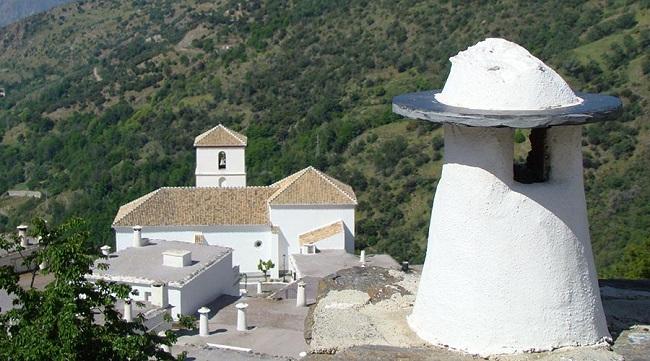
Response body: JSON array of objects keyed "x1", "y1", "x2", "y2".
[
  {"x1": 100, "y1": 245, "x2": 111, "y2": 256},
  {"x1": 235, "y1": 303, "x2": 248, "y2": 331},
  {"x1": 392, "y1": 39, "x2": 618, "y2": 356},
  {"x1": 296, "y1": 281, "x2": 306, "y2": 307},
  {"x1": 162, "y1": 249, "x2": 192, "y2": 268},
  {"x1": 158, "y1": 330, "x2": 171, "y2": 353},
  {"x1": 124, "y1": 299, "x2": 133, "y2": 322},
  {"x1": 198, "y1": 307, "x2": 210, "y2": 337},
  {"x1": 17, "y1": 225, "x2": 28, "y2": 247},
  {"x1": 151, "y1": 282, "x2": 168, "y2": 308},
  {"x1": 132, "y1": 225, "x2": 144, "y2": 247},
  {"x1": 302, "y1": 244, "x2": 316, "y2": 255}
]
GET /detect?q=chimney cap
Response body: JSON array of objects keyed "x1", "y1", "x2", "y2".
[
  {"x1": 100, "y1": 245, "x2": 111, "y2": 251},
  {"x1": 133, "y1": 225, "x2": 142, "y2": 230},
  {"x1": 17, "y1": 224, "x2": 28, "y2": 230},
  {"x1": 235, "y1": 302, "x2": 248, "y2": 310}
]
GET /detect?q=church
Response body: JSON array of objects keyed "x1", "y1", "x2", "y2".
[{"x1": 112, "y1": 124, "x2": 357, "y2": 278}]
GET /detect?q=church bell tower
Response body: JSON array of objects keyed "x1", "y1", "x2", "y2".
[{"x1": 194, "y1": 124, "x2": 247, "y2": 187}]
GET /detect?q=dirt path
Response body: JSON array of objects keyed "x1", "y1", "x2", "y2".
[{"x1": 93, "y1": 66, "x2": 102, "y2": 81}]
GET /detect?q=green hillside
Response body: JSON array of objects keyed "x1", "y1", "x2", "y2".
[{"x1": 0, "y1": 0, "x2": 648, "y2": 278}]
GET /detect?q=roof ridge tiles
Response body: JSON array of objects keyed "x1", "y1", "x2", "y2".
[
  {"x1": 310, "y1": 167, "x2": 357, "y2": 204},
  {"x1": 221, "y1": 125, "x2": 247, "y2": 144},
  {"x1": 112, "y1": 189, "x2": 161, "y2": 226},
  {"x1": 267, "y1": 167, "x2": 357, "y2": 205},
  {"x1": 266, "y1": 167, "x2": 310, "y2": 204},
  {"x1": 194, "y1": 124, "x2": 247, "y2": 147}
]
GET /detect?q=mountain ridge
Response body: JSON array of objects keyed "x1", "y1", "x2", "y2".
[{"x1": 0, "y1": 0, "x2": 74, "y2": 27}]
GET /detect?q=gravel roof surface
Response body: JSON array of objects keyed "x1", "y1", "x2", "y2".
[{"x1": 89, "y1": 240, "x2": 231, "y2": 286}]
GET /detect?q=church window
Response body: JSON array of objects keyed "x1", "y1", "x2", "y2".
[
  {"x1": 218, "y1": 151, "x2": 226, "y2": 169},
  {"x1": 514, "y1": 128, "x2": 549, "y2": 184}
]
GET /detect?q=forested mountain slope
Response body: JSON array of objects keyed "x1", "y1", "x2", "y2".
[
  {"x1": 0, "y1": 0, "x2": 648, "y2": 278},
  {"x1": 0, "y1": 0, "x2": 74, "y2": 27}
]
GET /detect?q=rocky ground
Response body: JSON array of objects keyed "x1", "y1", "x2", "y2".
[{"x1": 303, "y1": 266, "x2": 650, "y2": 361}]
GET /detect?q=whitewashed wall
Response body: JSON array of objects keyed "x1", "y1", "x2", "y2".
[
  {"x1": 269, "y1": 205, "x2": 355, "y2": 255},
  {"x1": 195, "y1": 147, "x2": 246, "y2": 187},
  {"x1": 127, "y1": 282, "x2": 152, "y2": 303},
  {"x1": 177, "y1": 252, "x2": 238, "y2": 318},
  {"x1": 167, "y1": 288, "x2": 181, "y2": 320},
  {"x1": 114, "y1": 254, "x2": 236, "y2": 320},
  {"x1": 409, "y1": 125, "x2": 609, "y2": 355},
  {"x1": 115, "y1": 225, "x2": 278, "y2": 275}
]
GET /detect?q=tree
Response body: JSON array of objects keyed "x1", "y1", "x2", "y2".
[
  {"x1": 0, "y1": 218, "x2": 181, "y2": 361},
  {"x1": 514, "y1": 129, "x2": 526, "y2": 144},
  {"x1": 257, "y1": 259, "x2": 275, "y2": 281}
]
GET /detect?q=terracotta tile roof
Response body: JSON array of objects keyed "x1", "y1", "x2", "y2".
[
  {"x1": 113, "y1": 167, "x2": 356, "y2": 227},
  {"x1": 194, "y1": 124, "x2": 247, "y2": 147},
  {"x1": 268, "y1": 167, "x2": 357, "y2": 206},
  {"x1": 112, "y1": 187, "x2": 276, "y2": 227},
  {"x1": 113, "y1": 190, "x2": 161, "y2": 226},
  {"x1": 299, "y1": 221, "x2": 345, "y2": 246}
]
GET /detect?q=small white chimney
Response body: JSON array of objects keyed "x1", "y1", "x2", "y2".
[
  {"x1": 124, "y1": 299, "x2": 133, "y2": 322},
  {"x1": 100, "y1": 245, "x2": 111, "y2": 256},
  {"x1": 158, "y1": 330, "x2": 171, "y2": 353},
  {"x1": 132, "y1": 225, "x2": 144, "y2": 247},
  {"x1": 162, "y1": 249, "x2": 192, "y2": 268},
  {"x1": 151, "y1": 282, "x2": 168, "y2": 307},
  {"x1": 17, "y1": 225, "x2": 28, "y2": 247},
  {"x1": 235, "y1": 303, "x2": 248, "y2": 332},
  {"x1": 302, "y1": 244, "x2": 316, "y2": 255},
  {"x1": 198, "y1": 307, "x2": 210, "y2": 337},
  {"x1": 296, "y1": 281, "x2": 306, "y2": 307}
]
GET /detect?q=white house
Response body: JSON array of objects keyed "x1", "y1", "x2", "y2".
[
  {"x1": 112, "y1": 124, "x2": 357, "y2": 278},
  {"x1": 88, "y1": 240, "x2": 239, "y2": 319}
]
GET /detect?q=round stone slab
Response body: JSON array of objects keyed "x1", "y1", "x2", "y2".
[{"x1": 392, "y1": 90, "x2": 622, "y2": 128}]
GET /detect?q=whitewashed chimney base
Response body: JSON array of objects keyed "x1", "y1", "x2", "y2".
[{"x1": 408, "y1": 125, "x2": 609, "y2": 356}]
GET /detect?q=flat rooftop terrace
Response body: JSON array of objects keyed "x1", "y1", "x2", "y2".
[
  {"x1": 291, "y1": 250, "x2": 400, "y2": 279},
  {"x1": 88, "y1": 240, "x2": 231, "y2": 286},
  {"x1": 176, "y1": 295, "x2": 308, "y2": 359}
]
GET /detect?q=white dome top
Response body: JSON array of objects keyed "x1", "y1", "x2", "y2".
[{"x1": 435, "y1": 38, "x2": 582, "y2": 111}]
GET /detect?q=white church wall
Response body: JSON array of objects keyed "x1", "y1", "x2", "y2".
[
  {"x1": 195, "y1": 147, "x2": 246, "y2": 187},
  {"x1": 269, "y1": 205, "x2": 355, "y2": 255},
  {"x1": 196, "y1": 174, "x2": 246, "y2": 188},
  {"x1": 114, "y1": 225, "x2": 278, "y2": 275},
  {"x1": 268, "y1": 230, "x2": 289, "y2": 278}
]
